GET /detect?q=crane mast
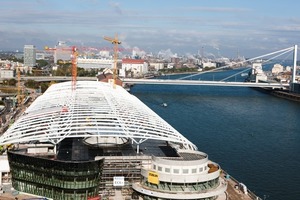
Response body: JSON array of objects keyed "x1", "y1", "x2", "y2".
[
  {"x1": 71, "y1": 46, "x2": 78, "y2": 91},
  {"x1": 104, "y1": 34, "x2": 121, "y2": 88},
  {"x1": 17, "y1": 65, "x2": 22, "y2": 105}
]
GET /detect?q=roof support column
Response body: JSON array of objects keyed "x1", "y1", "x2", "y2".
[
  {"x1": 134, "y1": 138, "x2": 148, "y2": 154},
  {"x1": 54, "y1": 144, "x2": 57, "y2": 154}
]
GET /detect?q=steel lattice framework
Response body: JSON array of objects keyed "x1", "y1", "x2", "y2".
[{"x1": 0, "y1": 81, "x2": 196, "y2": 151}]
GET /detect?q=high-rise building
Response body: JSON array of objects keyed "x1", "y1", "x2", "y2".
[{"x1": 23, "y1": 45, "x2": 36, "y2": 67}]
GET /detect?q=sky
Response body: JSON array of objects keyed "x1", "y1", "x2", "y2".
[{"x1": 1, "y1": 0, "x2": 300, "y2": 58}]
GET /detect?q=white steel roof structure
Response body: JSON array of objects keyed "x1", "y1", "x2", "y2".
[{"x1": 0, "y1": 81, "x2": 197, "y2": 151}]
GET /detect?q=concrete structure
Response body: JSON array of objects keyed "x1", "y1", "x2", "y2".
[
  {"x1": 36, "y1": 52, "x2": 45, "y2": 60},
  {"x1": 132, "y1": 151, "x2": 226, "y2": 200},
  {"x1": 0, "y1": 155, "x2": 10, "y2": 187},
  {"x1": 77, "y1": 58, "x2": 115, "y2": 69},
  {"x1": 23, "y1": 45, "x2": 36, "y2": 67},
  {"x1": 0, "y1": 60, "x2": 12, "y2": 69},
  {"x1": 120, "y1": 59, "x2": 148, "y2": 78},
  {"x1": 0, "y1": 69, "x2": 14, "y2": 79},
  {"x1": 149, "y1": 62, "x2": 164, "y2": 71},
  {"x1": 54, "y1": 41, "x2": 72, "y2": 63},
  {"x1": 248, "y1": 61, "x2": 267, "y2": 82},
  {"x1": 271, "y1": 64, "x2": 284, "y2": 75},
  {"x1": 202, "y1": 61, "x2": 217, "y2": 69},
  {"x1": 99, "y1": 50, "x2": 110, "y2": 58},
  {"x1": 97, "y1": 71, "x2": 123, "y2": 87}
]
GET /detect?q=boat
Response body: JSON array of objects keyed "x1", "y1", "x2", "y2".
[
  {"x1": 241, "y1": 72, "x2": 249, "y2": 77},
  {"x1": 161, "y1": 102, "x2": 168, "y2": 107}
]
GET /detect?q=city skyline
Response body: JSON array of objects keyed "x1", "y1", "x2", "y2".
[{"x1": 1, "y1": 0, "x2": 300, "y2": 58}]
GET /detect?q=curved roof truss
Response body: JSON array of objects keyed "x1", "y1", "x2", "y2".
[{"x1": 0, "y1": 81, "x2": 197, "y2": 150}]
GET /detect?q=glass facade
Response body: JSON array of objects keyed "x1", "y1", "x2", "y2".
[
  {"x1": 141, "y1": 177, "x2": 219, "y2": 193},
  {"x1": 7, "y1": 151, "x2": 103, "y2": 200},
  {"x1": 134, "y1": 176, "x2": 219, "y2": 200}
]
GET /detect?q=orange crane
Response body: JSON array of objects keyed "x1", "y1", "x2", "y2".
[
  {"x1": 71, "y1": 46, "x2": 77, "y2": 91},
  {"x1": 104, "y1": 34, "x2": 121, "y2": 88}
]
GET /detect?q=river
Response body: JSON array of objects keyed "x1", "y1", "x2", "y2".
[{"x1": 130, "y1": 68, "x2": 300, "y2": 200}]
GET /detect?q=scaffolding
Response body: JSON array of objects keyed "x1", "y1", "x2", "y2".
[{"x1": 98, "y1": 155, "x2": 151, "y2": 199}]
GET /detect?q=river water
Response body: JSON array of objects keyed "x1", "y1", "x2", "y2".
[{"x1": 130, "y1": 68, "x2": 300, "y2": 200}]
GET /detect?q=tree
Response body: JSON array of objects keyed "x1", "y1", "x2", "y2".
[
  {"x1": 36, "y1": 60, "x2": 48, "y2": 68},
  {"x1": 57, "y1": 59, "x2": 63, "y2": 65},
  {"x1": 24, "y1": 79, "x2": 39, "y2": 89},
  {"x1": 8, "y1": 79, "x2": 17, "y2": 86},
  {"x1": 2, "y1": 79, "x2": 9, "y2": 86},
  {"x1": 40, "y1": 82, "x2": 50, "y2": 92},
  {"x1": 53, "y1": 65, "x2": 71, "y2": 76}
]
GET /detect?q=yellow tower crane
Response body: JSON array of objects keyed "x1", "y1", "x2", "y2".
[{"x1": 103, "y1": 34, "x2": 121, "y2": 88}]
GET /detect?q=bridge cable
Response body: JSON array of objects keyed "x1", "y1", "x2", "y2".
[
  {"x1": 178, "y1": 46, "x2": 294, "y2": 80},
  {"x1": 220, "y1": 47, "x2": 295, "y2": 81}
]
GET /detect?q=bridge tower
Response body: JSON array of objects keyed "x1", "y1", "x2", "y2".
[
  {"x1": 290, "y1": 44, "x2": 298, "y2": 92},
  {"x1": 292, "y1": 45, "x2": 298, "y2": 84}
]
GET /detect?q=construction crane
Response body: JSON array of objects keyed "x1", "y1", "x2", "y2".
[
  {"x1": 44, "y1": 46, "x2": 78, "y2": 91},
  {"x1": 104, "y1": 34, "x2": 121, "y2": 88},
  {"x1": 17, "y1": 64, "x2": 24, "y2": 105},
  {"x1": 71, "y1": 46, "x2": 78, "y2": 91}
]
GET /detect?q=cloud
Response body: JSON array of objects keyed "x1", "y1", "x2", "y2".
[
  {"x1": 158, "y1": 49, "x2": 176, "y2": 60},
  {"x1": 109, "y1": 1, "x2": 123, "y2": 15},
  {"x1": 270, "y1": 25, "x2": 300, "y2": 32},
  {"x1": 0, "y1": 0, "x2": 299, "y2": 58},
  {"x1": 186, "y1": 6, "x2": 250, "y2": 13}
]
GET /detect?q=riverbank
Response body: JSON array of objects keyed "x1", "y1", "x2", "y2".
[
  {"x1": 254, "y1": 87, "x2": 300, "y2": 102},
  {"x1": 270, "y1": 90, "x2": 300, "y2": 102}
]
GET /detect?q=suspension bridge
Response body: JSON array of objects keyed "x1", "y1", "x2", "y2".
[{"x1": 122, "y1": 45, "x2": 298, "y2": 90}]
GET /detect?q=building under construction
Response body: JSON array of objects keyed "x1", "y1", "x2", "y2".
[{"x1": 0, "y1": 81, "x2": 228, "y2": 200}]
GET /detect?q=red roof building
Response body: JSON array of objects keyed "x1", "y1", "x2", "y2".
[{"x1": 122, "y1": 58, "x2": 144, "y2": 64}]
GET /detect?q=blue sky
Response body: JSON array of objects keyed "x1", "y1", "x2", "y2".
[{"x1": 1, "y1": 0, "x2": 300, "y2": 58}]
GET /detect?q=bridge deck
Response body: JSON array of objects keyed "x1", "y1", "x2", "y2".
[{"x1": 123, "y1": 78, "x2": 289, "y2": 89}]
